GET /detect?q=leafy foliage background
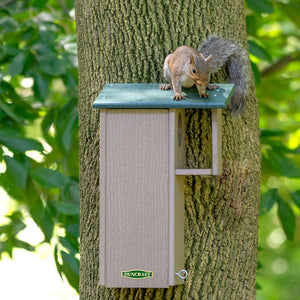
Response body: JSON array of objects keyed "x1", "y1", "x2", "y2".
[
  {"x1": 246, "y1": 0, "x2": 300, "y2": 299},
  {"x1": 0, "y1": 0, "x2": 299, "y2": 298},
  {"x1": 0, "y1": 0, "x2": 79, "y2": 292}
]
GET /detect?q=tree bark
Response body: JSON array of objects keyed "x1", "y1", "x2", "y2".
[{"x1": 75, "y1": 0, "x2": 260, "y2": 299}]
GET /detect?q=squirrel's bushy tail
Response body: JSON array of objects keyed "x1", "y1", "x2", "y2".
[{"x1": 198, "y1": 36, "x2": 250, "y2": 116}]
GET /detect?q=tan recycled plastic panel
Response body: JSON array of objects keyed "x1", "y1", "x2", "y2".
[{"x1": 100, "y1": 109, "x2": 184, "y2": 288}]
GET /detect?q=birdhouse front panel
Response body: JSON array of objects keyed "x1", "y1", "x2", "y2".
[{"x1": 99, "y1": 108, "x2": 184, "y2": 288}]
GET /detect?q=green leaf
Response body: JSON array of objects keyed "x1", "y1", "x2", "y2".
[
  {"x1": 40, "y1": 208, "x2": 54, "y2": 243},
  {"x1": 31, "y1": 0, "x2": 47, "y2": 10},
  {"x1": 33, "y1": 71, "x2": 49, "y2": 102},
  {"x1": 41, "y1": 108, "x2": 55, "y2": 133},
  {"x1": 65, "y1": 223, "x2": 79, "y2": 238},
  {"x1": 29, "y1": 167, "x2": 68, "y2": 189},
  {"x1": 248, "y1": 40, "x2": 272, "y2": 62},
  {"x1": 256, "y1": 282, "x2": 262, "y2": 290},
  {"x1": 260, "y1": 189, "x2": 279, "y2": 216},
  {"x1": 1, "y1": 213, "x2": 26, "y2": 236},
  {"x1": 277, "y1": 2, "x2": 300, "y2": 27},
  {"x1": 54, "y1": 245, "x2": 63, "y2": 279},
  {"x1": 54, "y1": 202, "x2": 79, "y2": 216},
  {"x1": 56, "y1": 100, "x2": 78, "y2": 152},
  {"x1": 29, "y1": 196, "x2": 54, "y2": 243},
  {"x1": 257, "y1": 260, "x2": 263, "y2": 270},
  {"x1": 267, "y1": 150, "x2": 300, "y2": 178},
  {"x1": 0, "y1": 172, "x2": 27, "y2": 200},
  {"x1": 61, "y1": 112, "x2": 78, "y2": 152},
  {"x1": 14, "y1": 238, "x2": 35, "y2": 251},
  {"x1": 0, "y1": 98, "x2": 25, "y2": 124},
  {"x1": 61, "y1": 251, "x2": 79, "y2": 291},
  {"x1": 0, "y1": 131, "x2": 44, "y2": 153},
  {"x1": 0, "y1": 16, "x2": 18, "y2": 33},
  {"x1": 246, "y1": 16, "x2": 259, "y2": 36},
  {"x1": 12, "y1": 220, "x2": 26, "y2": 236},
  {"x1": 291, "y1": 190, "x2": 300, "y2": 209},
  {"x1": 23, "y1": 51, "x2": 35, "y2": 71},
  {"x1": 62, "y1": 181, "x2": 80, "y2": 203},
  {"x1": 63, "y1": 72, "x2": 77, "y2": 90},
  {"x1": 261, "y1": 129, "x2": 286, "y2": 138},
  {"x1": 250, "y1": 61, "x2": 260, "y2": 85},
  {"x1": 0, "y1": 45, "x2": 19, "y2": 62},
  {"x1": 32, "y1": 43, "x2": 55, "y2": 56},
  {"x1": 246, "y1": 0, "x2": 274, "y2": 14},
  {"x1": 7, "y1": 211, "x2": 23, "y2": 221},
  {"x1": 37, "y1": 55, "x2": 66, "y2": 76},
  {"x1": 8, "y1": 52, "x2": 26, "y2": 77},
  {"x1": 61, "y1": 52, "x2": 78, "y2": 69},
  {"x1": 59, "y1": 237, "x2": 78, "y2": 255},
  {"x1": 277, "y1": 199, "x2": 296, "y2": 240},
  {"x1": 0, "y1": 80, "x2": 21, "y2": 102},
  {"x1": 263, "y1": 139, "x2": 300, "y2": 154},
  {"x1": 0, "y1": 8, "x2": 10, "y2": 18},
  {"x1": 4, "y1": 156, "x2": 28, "y2": 189},
  {"x1": 21, "y1": 26, "x2": 39, "y2": 41},
  {"x1": 4, "y1": 239, "x2": 13, "y2": 258}
]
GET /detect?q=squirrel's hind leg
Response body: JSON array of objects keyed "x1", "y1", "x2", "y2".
[
  {"x1": 159, "y1": 54, "x2": 173, "y2": 91},
  {"x1": 159, "y1": 83, "x2": 172, "y2": 90},
  {"x1": 163, "y1": 54, "x2": 172, "y2": 81},
  {"x1": 206, "y1": 84, "x2": 219, "y2": 90}
]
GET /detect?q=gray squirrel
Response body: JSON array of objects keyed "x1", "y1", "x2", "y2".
[{"x1": 159, "y1": 36, "x2": 250, "y2": 116}]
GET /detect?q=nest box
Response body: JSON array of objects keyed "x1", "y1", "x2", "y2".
[{"x1": 93, "y1": 83, "x2": 234, "y2": 288}]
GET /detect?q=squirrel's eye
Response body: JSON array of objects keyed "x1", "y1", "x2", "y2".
[{"x1": 192, "y1": 68, "x2": 196, "y2": 74}]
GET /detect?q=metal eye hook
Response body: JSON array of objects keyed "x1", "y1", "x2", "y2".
[{"x1": 175, "y1": 269, "x2": 188, "y2": 280}]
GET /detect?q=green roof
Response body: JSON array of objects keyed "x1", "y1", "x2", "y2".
[{"x1": 92, "y1": 83, "x2": 234, "y2": 109}]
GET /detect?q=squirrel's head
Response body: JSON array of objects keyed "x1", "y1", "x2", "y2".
[{"x1": 189, "y1": 53, "x2": 212, "y2": 86}]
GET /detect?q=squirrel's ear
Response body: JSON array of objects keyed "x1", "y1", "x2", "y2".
[
  {"x1": 190, "y1": 54, "x2": 195, "y2": 64},
  {"x1": 205, "y1": 54, "x2": 212, "y2": 63}
]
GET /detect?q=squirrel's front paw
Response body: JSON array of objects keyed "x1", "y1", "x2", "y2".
[
  {"x1": 199, "y1": 93, "x2": 210, "y2": 98},
  {"x1": 196, "y1": 85, "x2": 209, "y2": 98},
  {"x1": 159, "y1": 83, "x2": 172, "y2": 90},
  {"x1": 173, "y1": 93, "x2": 185, "y2": 101}
]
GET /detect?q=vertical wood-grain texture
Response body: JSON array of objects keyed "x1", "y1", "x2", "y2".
[
  {"x1": 103, "y1": 109, "x2": 169, "y2": 288},
  {"x1": 75, "y1": 0, "x2": 260, "y2": 298}
]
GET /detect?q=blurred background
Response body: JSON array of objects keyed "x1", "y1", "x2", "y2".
[{"x1": 0, "y1": 0, "x2": 299, "y2": 299}]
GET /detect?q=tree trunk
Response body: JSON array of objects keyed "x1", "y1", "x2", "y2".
[{"x1": 75, "y1": 0, "x2": 260, "y2": 299}]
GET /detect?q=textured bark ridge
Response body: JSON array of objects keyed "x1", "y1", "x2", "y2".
[{"x1": 75, "y1": 0, "x2": 260, "y2": 299}]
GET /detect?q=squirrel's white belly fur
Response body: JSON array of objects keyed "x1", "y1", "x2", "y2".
[
  {"x1": 180, "y1": 74, "x2": 194, "y2": 88},
  {"x1": 163, "y1": 61, "x2": 194, "y2": 88}
]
